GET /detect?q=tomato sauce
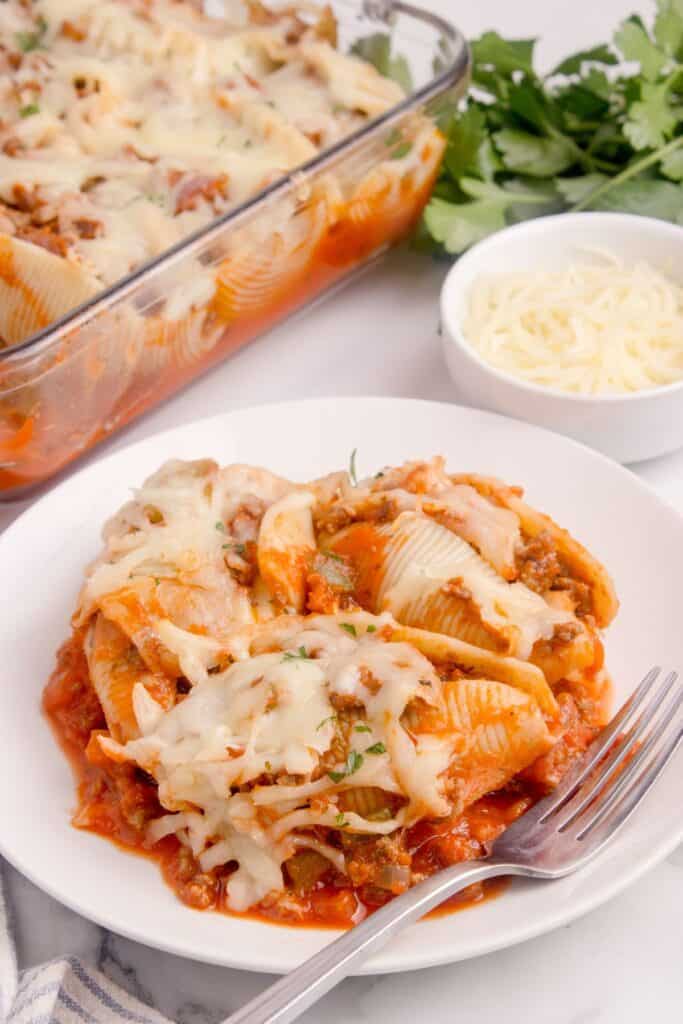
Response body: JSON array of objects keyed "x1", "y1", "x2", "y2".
[{"x1": 43, "y1": 631, "x2": 599, "y2": 930}]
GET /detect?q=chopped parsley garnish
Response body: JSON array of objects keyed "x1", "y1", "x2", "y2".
[
  {"x1": 340, "y1": 622, "x2": 357, "y2": 637},
  {"x1": 365, "y1": 742, "x2": 387, "y2": 756},
  {"x1": 19, "y1": 103, "x2": 40, "y2": 118},
  {"x1": 16, "y1": 17, "x2": 48, "y2": 53},
  {"x1": 215, "y1": 520, "x2": 226, "y2": 533},
  {"x1": 354, "y1": 724, "x2": 371, "y2": 733},
  {"x1": 222, "y1": 541, "x2": 246, "y2": 556},
  {"x1": 366, "y1": 624, "x2": 377, "y2": 633},
  {"x1": 328, "y1": 749, "x2": 363, "y2": 784},
  {"x1": 328, "y1": 552, "x2": 344, "y2": 563},
  {"x1": 282, "y1": 646, "x2": 311, "y2": 662},
  {"x1": 264, "y1": 760, "x2": 273, "y2": 772},
  {"x1": 154, "y1": 577, "x2": 161, "y2": 586},
  {"x1": 316, "y1": 714, "x2": 338, "y2": 732},
  {"x1": 335, "y1": 812, "x2": 349, "y2": 828},
  {"x1": 349, "y1": 447, "x2": 358, "y2": 486}
]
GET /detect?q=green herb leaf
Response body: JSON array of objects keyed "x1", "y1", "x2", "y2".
[
  {"x1": 558, "y1": 79, "x2": 610, "y2": 121},
  {"x1": 556, "y1": 173, "x2": 609, "y2": 205},
  {"x1": 215, "y1": 520, "x2": 226, "y2": 532},
  {"x1": 443, "y1": 106, "x2": 485, "y2": 179},
  {"x1": 16, "y1": 16, "x2": 48, "y2": 53},
  {"x1": 507, "y1": 81, "x2": 555, "y2": 133},
  {"x1": 328, "y1": 749, "x2": 364, "y2": 784},
  {"x1": 19, "y1": 103, "x2": 40, "y2": 118},
  {"x1": 624, "y1": 81, "x2": 677, "y2": 149},
  {"x1": 615, "y1": 17, "x2": 669, "y2": 80},
  {"x1": 365, "y1": 742, "x2": 387, "y2": 755},
  {"x1": 471, "y1": 32, "x2": 536, "y2": 78},
  {"x1": 420, "y1": 4, "x2": 683, "y2": 253},
  {"x1": 317, "y1": 714, "x2": 338, "y2": 732},
  {"x1": 588, "y1": 176, "x2": 683, "y2": 221},
  {"x1": 366, "y1": 624, "x2": 377, "y2": 633},
  {"x1": 494, "y1": 129, "x2": 576, "y2": 177},
  {"x1": 283, "y1": 646, "x2": 311, "y2": 662},
  {"x1": 660, "y1": 146, "x2": 683, "y2": 180},
  {"x1": 340, "y1": 623, "x2": 357, "y2": 637},
  {"x1": 550, "y1": 44, "x2": 618, "y2": 76},
  {"x1": 424, "y1": 195, "x2": 506, "y2": 254},
  {"x1": 654, "y1": 1, "x2": 683, "y2": 59},
  {"x1": 335, "y1": 812, "x2": 349, "y2": 827},
  {"x1": 354, "y1": 724, "x2": 371, "y2": 733}
]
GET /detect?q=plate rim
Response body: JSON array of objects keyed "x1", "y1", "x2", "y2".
[{"x1": 1, "y1": 394, "x2": 681, "y2": 975}]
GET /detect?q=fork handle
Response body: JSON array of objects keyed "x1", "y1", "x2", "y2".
[{"x1": 223, "y1": 859, "x2": 512, "y2": 1024}]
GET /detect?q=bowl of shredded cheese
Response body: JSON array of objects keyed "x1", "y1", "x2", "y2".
[{"x1": 441, "y1": 213, "x2": 683, "y2": 463}]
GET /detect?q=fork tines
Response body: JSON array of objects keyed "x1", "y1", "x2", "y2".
[{"x1": 541, "y1": 667, "x2": 683, "y2": 843}]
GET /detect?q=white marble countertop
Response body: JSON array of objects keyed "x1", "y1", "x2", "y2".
[{"x1": 2, "y1": 1, "x2": 682, "y2": 1021}]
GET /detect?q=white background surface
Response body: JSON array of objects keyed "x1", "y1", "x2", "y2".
[{"x1": 2, "y1": 1, "x2": 682, "y2": 1021}]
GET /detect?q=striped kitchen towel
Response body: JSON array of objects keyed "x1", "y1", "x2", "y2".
[{"x1": 0, "y1": 861, "x2": 171, "y2": 1024}]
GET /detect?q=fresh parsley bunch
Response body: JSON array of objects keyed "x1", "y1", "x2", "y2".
[{"x1": 422, "y1": 0, "x2": 683, "y2": 254}]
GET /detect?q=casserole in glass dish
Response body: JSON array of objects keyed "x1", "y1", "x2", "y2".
[{"x1": 0, "y1": 0, "x2": 468, "y2": 497}]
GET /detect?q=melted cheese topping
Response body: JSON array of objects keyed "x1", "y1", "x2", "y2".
[
  {"x1": 81, "y1": 458, "x2": 293, "y2": 608},
  {"x1": 0, "y1": 0, "x2": 403, "y2": 287},
  {"x1": 463, "y1": 255, "x2": 683, "y2": 395},
  {"x1": 68, "y1": 455, "x2": 615, "y2": 914},
  {"x1": 112, "y1": 616, "x2": 454, "y2": 910}
]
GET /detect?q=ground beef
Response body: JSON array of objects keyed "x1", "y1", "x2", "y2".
[
  {"x1": 344, "y1": 833, "x2": 410, "y2": 893},
  {"x1": 516, "y1": 530, "x2": 562, "y2": 593},
  {"x1": 521, "y1": 692, "x2": 596, "y2": 792}
]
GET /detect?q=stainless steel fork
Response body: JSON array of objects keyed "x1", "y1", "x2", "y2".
[{"x1": 225, "y1": 667, "x2": 683, "y2": 1024}]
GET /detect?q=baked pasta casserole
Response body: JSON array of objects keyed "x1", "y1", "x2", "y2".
[
  {"x1": 0, "y1": 0, "x2": 438, "y2": 347},
  {"x1": 0, "y1": 0, "x2": 451, "y2": 494},
  {"x1": 45, "y1": 456, "x2": 619, "y2": 926}
]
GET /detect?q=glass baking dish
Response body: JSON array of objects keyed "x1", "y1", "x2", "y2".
[{"x1": 0, "y1": 0, "x2": 469, "y2": 498}]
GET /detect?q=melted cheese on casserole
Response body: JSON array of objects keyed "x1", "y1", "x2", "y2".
[
  {"x1": 0, "y1": 0, "x2": 403, "y2": 286},
  {"x1": 112, "y1": 616, "x2": 455, "y2": 911},
  {"x1": 71, "y1": 455, "x2": 613, "y2": 913}
]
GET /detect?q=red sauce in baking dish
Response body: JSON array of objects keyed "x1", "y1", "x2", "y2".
[{"x1": 43, "y1": 631, "x2": 600, "y2": 929}]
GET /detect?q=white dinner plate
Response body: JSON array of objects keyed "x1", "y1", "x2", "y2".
[{"x1": 0, "y1": 397, "x2": 681, "y2": 974}]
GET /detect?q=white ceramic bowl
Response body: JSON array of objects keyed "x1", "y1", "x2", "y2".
[{"x1": 440, "y1": 212, "x2": 683, "y2": 464}]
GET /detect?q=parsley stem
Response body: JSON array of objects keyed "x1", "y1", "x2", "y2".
[{"x1": 570, "y1": 134, "x2": 683, "y2": 212}]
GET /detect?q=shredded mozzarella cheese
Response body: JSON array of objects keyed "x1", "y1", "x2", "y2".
[{"x1": 463, "y1": 255, "x2": 683, "y2": 395}]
